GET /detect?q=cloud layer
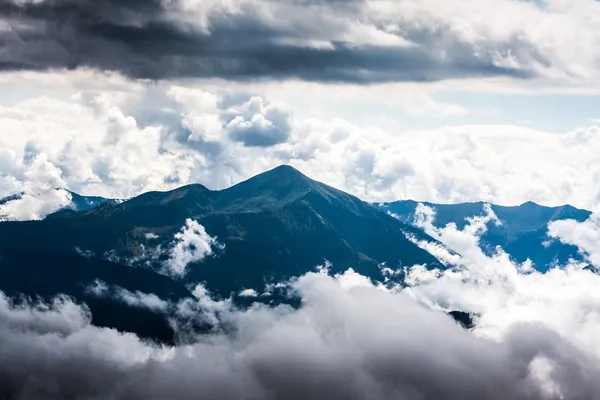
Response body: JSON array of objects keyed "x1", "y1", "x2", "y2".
[
  {"x1": 2, "y1": 263, "x2": 600, "y2": 399},
  {"x1": 3, "y1": 0, "x2": 600, "y2": 85},
  {"x1": 0, "y1": 154, "x2": 72, "y2": 221},
  {"x1": 1, "y1": 83, "x2": 600, "y2": 220},
  {"x1": 3, "y1": 202, "x2": 600, "y2": 399}
]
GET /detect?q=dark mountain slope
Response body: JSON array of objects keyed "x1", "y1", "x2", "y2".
[
  {"x1": 68, "y1": 191, "x2": 121, "y2": 211},
  {"x1": 379, "y1": 200, "x2": 591, "y2": 270},
  {"x1": 0, "y1": 166, "x2": 443, "y2": 297},
  {"x1": 0, "y1": 250, "x2": 193, "y2": 342}
]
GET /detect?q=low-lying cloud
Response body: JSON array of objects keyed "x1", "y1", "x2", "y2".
[
  {"x1": 3, "y1": 268, "x2": 600, "y2": 400},
  {"x1": 4, "y1": 209, "x2": 600, "y2": 400},
  {"x1": 164, "y1": 218, "x2": 223, "y2": 276},
  {"x1": 86, "y1": 280, "x2": 170, "y2": 313},
  {"x1": 548, "y1": 213, "x2": 600, "y2": 267}
]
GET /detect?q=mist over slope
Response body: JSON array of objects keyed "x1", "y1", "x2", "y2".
[
  {"x1": 379, "y1": 200, "x2": 592, "y2": 270},
  {"x1": 2, "y1": 206, "x2": 600, "y2": 399}
]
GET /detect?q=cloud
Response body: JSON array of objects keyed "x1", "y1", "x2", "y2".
[
  {"x1": 86, "y1": 280, "x2": 170, "y2": 313},
  {"x1": 0, "y1": 154, "x2": 72, "y2": 221},
  {"x1": 402, "y1": 211, "x2": 600, "y2": 379},
  {"x1": 170, "y1": 87, "x2": 292, "y2": 148},
  {"x1": 277, "y1": 122, "x2": 600, "y2": 210},
  {"x1": 0, "y1": 292, "x2": 90, "y2": 336},
  {"x1": 0, "y1": 93, "x2": 192, "y2": 200},
  {"x1": 238, "y1": 289, "x2": 259, "y2": 298},
  {"x1": 225, "y1": 97, "x2": 293, "y2": 147},
  {"x1": 4, "y1": 256, "x2": 600, "y2": 399},
  {"x1": 2, "y1": 84, "x2": 600, "y2": 211},
  {"x1": 114, "y1": 289, "x2": 169, "y2": 313},
  {"x1": 164, "y1": 218, "x2": 223, "y2": 276},
  {"x1": 411, "y1": 203, "x2": 502, "y2": 267},
  {"x1": 5, "y1": 0, "x2": 600, "y2": 85},
  {"x1": 3, "y1": 205, "x2": 600, "y2": 399},
  {"x1": 405, "y1": 204, "x2": 535, "y2": 281},
  {"x1": 548, "y1": 213, "x2": 600, "y2": 267}
]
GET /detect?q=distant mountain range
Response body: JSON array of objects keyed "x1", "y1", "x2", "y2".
[
  {"x1": 378, "y1": 200, "x2": 591, "y2": 270},
  {"x1": 0, "y1": 165, "x2": 592, "y2": 341}
]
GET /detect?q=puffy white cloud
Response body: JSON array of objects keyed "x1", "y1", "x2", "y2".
[
  {"x1": 225, "y1": 97, "x2": 293, "y2": 147},
  {"x1": 277, "y1": 123, "x2": 600, "y2": 210},
  {"x1": 169, "y1": 87, "x2": 293, "y2": 148},
  {"x1": 165, "y1": 219, "x2": 223, "y2": 276},
  {"x1": 1, "y1": 83, "x2": 600, "y2": 213},
  {"x1": 4, "y1": 253, "x2": 600, "y2": 399},
  {"x1": 85, "y1": 279, "x2": 109, "y2": 297},
  {"x1": 0, "y1": 292, "x2": 89, "y2": 336},
  {"x1": 114, "y1": 289, "x2": 170, "y2": 313},
  {"x1": 0, "y1": 154, "x2": 72, "y2": 221},
  {"x1": 0, "y1": 93, "x2": 197, "y2": 200},
  {"x1": 548, "y1": 213, "x2": 600, "y2": 266},
  {"x1": 403, "y1": 206, "x2": 600, "y2": 358},
  {"x1": 237, "y1": 289, "x2": 258, "y2": 298},
  {"x1": 411, "y1": 203, "x2": 502, "y2": 267},
  {"x1": 168, "y1": 86, "x2": 224, "y2": 144}
]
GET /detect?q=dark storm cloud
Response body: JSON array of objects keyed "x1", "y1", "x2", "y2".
[
  {"x1": 0, "y1": 0, "x2": 533, "y2": 83},
  {"x1": 2, "y1": 270, "x2": 600, "y2": 400}
]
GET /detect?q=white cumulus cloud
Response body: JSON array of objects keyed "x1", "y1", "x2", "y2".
[
  {"x1": 548, "y1": 213, "x2": 600, "y2": 267},
  {"x1": 164, "y1": 219, "x2": 223, "y2": 276}
]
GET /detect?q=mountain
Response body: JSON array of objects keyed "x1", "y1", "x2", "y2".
[
  {"x1": 0, "y1": 166, "x2": 444, "y2": 299},
  {"x1": 0, "y1": 189, "x2": 120, "y2": 217},
  {"x1": 66, "y1": 191, "x2": 122, "y2": 212},
  {"x1": 378, "y1": 200, "x2": 592, "y2": 270},
  {"x1": 0, "y1": 249, "x2": 193, "y2": 343}
]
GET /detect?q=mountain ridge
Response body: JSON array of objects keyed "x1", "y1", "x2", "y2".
[
  {"x1": 379, "y1": 199, "x2": 591, "y2": 269},
  {"x1": 0, "y1": 165, "x2": 445, "y2": 298},
  {"x1": 5, "y1": 166, "x2": 590, "y2": 223}
]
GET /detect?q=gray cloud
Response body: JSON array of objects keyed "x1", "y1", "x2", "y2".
[
  {"x1": 1, "y1": 267, "x2": 600, "y2": 400},
  {"x1": 0, "y1": 0, "x2": 533, "y2": 83},
  {"x1": 225, "y1": 96, "x2": 293, "y2": 147}
]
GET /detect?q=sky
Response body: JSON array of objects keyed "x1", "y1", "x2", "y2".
[{"x1": 2, "y1": 0, "x2": 600, "y2": 217}]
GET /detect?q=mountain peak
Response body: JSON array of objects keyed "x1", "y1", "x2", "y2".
[
  {"x1": 229, "y1": 165, "x2": 312, "y2": 189},
  {"x1": 261, "y1": 164, "x2": 309, "y2": 179},
  {"x1": 214, "y1": 165, "x2": 315, "y2": 213},
  {"x1": 123, "y1": 183, "x2": 210, "y2": 207},
  {"x1": 519, "y1": 200, "x2": 540, "y2": 208}
]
